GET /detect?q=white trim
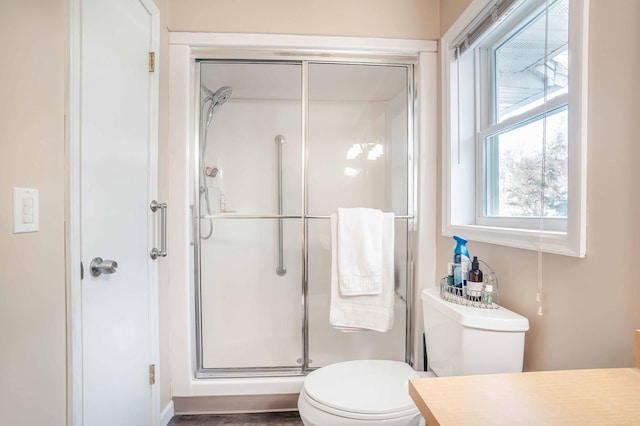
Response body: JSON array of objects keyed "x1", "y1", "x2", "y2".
[
  {"x1": 568, "y1": 0, "x2": 589, "y2": 258},
  {"x1": 139, "y1": 0, "x2": 162, "y2": 424},
  {"x1": 441, "y1": 37, "x2": 454, "y2": 248},
  {"x1": 66, "y1": 0, "x2": 83, "y2": 424},
  {"x1": 160, "y1": 400, "x2": 175, "y2": 426},
  {"x1": 168, "y1": 33, "x2": 437, "y2": 396},
  {"x1": 441, "y1": 0, "x2": 588, "y2": 257},
  {"x1": 169, "y1": 32, "x2": 437, "y2": 54},
  {"x1": 415, "y1": 51, "x2": 438, "y2": 370},
  {"x1": 444, "y1": 224, "x2": 576, "y2": 257},
  {"x1": 168, "y1": 42, "x2": 194, "y2": 397}
]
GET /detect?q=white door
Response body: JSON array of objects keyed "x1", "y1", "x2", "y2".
[{"x1": 79, "y1": 0, "x2": 158, "y2": 424}]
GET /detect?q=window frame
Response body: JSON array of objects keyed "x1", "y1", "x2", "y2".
[{"x1": 441, "y1": 0, "x2": 589, "y2": 257}]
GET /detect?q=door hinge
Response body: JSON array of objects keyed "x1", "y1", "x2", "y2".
[
  {"x1": 80, "y1": 262, "x2": 84, "y2": 280},
  {"x1": 149, "y1": 364, "x2": 156, "y2": 385},
  {"x1": 149, "y1": 52, "x2": 155, "y2": 73}
]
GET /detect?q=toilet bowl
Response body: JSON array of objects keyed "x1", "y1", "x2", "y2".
[{"x1": 297, "y1": 360, "x2": 423, "y2": 425}]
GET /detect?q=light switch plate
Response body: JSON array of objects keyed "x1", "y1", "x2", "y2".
[{"x1": 13, "y1": 187, "x2": 39, "y2": 233}]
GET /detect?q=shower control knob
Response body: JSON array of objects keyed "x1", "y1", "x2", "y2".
[
  {"x1": 90, "y1": 257, "x2": 118, "y2": 277},
  {"x1": 205, "y1": 166, "x2": 218, "y2": 177}
]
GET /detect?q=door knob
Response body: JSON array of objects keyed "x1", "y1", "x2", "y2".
[{"x1": 90, "y1": 257, "x2": 118, "y2": 277}]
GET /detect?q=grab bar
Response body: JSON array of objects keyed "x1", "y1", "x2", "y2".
[
  {"x1": 275, "y1": 135, "x2": 287, "y2": 276},
  {"x1": 150, "y1": 200, "x2": 167, "y2": 259}
]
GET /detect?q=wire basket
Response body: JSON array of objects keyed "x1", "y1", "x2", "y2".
[{"x1": 439, "y1": 277, "x2": 500, "y2": 309}]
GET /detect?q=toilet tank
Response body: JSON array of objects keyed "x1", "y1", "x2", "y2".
[{"x1": 422, "y1": 287, "x2": 529, "y2": 377}]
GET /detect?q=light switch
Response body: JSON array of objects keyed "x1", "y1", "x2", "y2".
[{"x1": 13, "y1": 188, "x2": 39, "y2": 233}]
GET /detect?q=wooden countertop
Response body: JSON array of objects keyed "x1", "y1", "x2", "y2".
[{"x1": 409, "y1": 368, "x2": 640, "y2": 425}]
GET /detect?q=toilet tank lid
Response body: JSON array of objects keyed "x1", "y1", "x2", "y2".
[{"x1": 422, "y1": 287, "x2": 530, "y2": 332}]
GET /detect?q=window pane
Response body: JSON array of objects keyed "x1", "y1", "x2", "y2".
[
  {"x1": 485, "y1": 107, "x2": 567, "y2": 217},
  {"x1": 495, "y1": 0, "x2": 569, "y2": 122}
]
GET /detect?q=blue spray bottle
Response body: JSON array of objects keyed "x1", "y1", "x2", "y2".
[{"x1": 453, "y1": 236, "x2": 471, "y2": 295}]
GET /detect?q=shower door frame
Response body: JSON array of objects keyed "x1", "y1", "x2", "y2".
[
  {"x1": 167, "y1": 33, "x2": 438, "y2": 397},
  {"x1": 193, "y1": 55, "x2": 417, "y2": 379},
  {"x1": 193, "y1": 59, "x2": 306, "y2": 378}
]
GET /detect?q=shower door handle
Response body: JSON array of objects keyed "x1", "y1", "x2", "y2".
[
  {"x1": 275, "y1": 135, "x2": 286, "y2": 276},
  {"x1": 150, "y1": 200, "x2": 167, "y2": 260}
]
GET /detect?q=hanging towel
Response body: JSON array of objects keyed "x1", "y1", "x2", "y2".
[
  {"x1": 329, "y1": 212, "x2": 395, "y2": 332},
  {"x1": 336, "y1": 207, "x2": 383, "y2": 296}
]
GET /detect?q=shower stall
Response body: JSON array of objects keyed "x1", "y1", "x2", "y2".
[{"x1": 193, "y1": 59, "x2": 416, "y2": 378}]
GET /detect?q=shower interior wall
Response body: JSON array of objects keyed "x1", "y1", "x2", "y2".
[
  {"x1": 198, "y1": 62, "x2": 410, "y2": 372},
  {"x1": 306, "y1": 84, "x2": 409, "y2": 367}
]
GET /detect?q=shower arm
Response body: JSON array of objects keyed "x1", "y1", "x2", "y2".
[{"x1": 275, "y1": 135, "x2": 287, "y2": 277}]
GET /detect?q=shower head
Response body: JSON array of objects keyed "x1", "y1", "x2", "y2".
[
  {"x1": 202, "y1": 85, "x2": 233, "y2": 107},
  {"x1": 202, "y1": 85, "x2": 233, "y2": 128}
]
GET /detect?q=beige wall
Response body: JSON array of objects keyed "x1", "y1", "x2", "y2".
[
  {"x1": 2, "y1": 1, "x2": 637, "y2": 423},
  {"x1": 0, "y1": 1, "x2": 67, "y2": 425},
  {"x1": 436, "y1": 0, "x2": 640, "y2": 371},
  {"x1": 439, "y1": 0, "x2": 473, "y2": 36},
  {"x1": 168, "y1": 0, "x2": 440, "y2": 40}
]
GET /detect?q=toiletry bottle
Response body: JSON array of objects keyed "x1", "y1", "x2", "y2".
[
  {"x1": 453, "y1": 236, "x2": 470, "y2": 295},
  {"x1": 220, "y1": 193, "x2": 226, "y2": 213},
  {"x1": 447, "y1": 262, "x2": 455, "y2": 290},
  {"x1": 483, "y1": 284, "x2": 493, "y2": 305},
  {"x1": 467, "y1": 256, "x2": 483, "y2": 301}
]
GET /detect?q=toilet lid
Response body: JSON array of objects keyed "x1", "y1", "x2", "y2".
[{"x1": 303, "y1": 360, "x2": 419, "y2": 417}]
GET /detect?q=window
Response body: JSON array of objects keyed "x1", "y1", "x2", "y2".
[{"x1": 442, "y1": 0, "x2": 588, "y2": 257}]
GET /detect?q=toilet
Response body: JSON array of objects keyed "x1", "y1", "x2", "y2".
[
  {"x1": 298, "y1": 360, "x2": 424, "y2": 425},
  {"x1": 297, "y1": 287, "x2": 530, "y2": 425}
]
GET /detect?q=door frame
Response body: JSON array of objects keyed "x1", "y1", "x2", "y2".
[{"x1": 66, "y1": 0, "x2": 161, "y2": 424}]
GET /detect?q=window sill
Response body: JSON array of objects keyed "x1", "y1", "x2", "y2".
[{"x1": 442, "y1": 223, "x2": 585, "y2": 257}]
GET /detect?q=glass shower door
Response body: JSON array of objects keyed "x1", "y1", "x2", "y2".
[
  {"x1": 196, "y1": 61, "x2": 303, "y2": 373},
  {"x1": 194, "y1": 59, "x2": 415, "y2": 376},
  {"x1": 306, "y1": 63, "x2": 412, "y2": 367}
]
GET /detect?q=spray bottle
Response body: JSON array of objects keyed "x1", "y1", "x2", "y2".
[{"x1": 453, "y1": 236, "x2": 471, "y2": 295}]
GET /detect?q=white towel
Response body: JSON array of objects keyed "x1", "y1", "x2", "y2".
[
  {"x1": 329, "y1": 212, "x2": 395, "y2": 332},
  {"x1": 337, "y1": 207, "x2": 383, "y2": 296}
]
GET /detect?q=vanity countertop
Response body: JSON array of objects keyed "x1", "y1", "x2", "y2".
[{"x1": 409, "y1": 368, "x2": 640, "y2": 425}]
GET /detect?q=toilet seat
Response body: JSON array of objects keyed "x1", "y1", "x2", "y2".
[{"x1": 299, "y1": 360, "x2": 421, "y2": 423}]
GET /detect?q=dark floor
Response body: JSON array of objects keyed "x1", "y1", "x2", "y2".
[{"x1": 168, "y1": 411, "x2": 303, "y2": 426}]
